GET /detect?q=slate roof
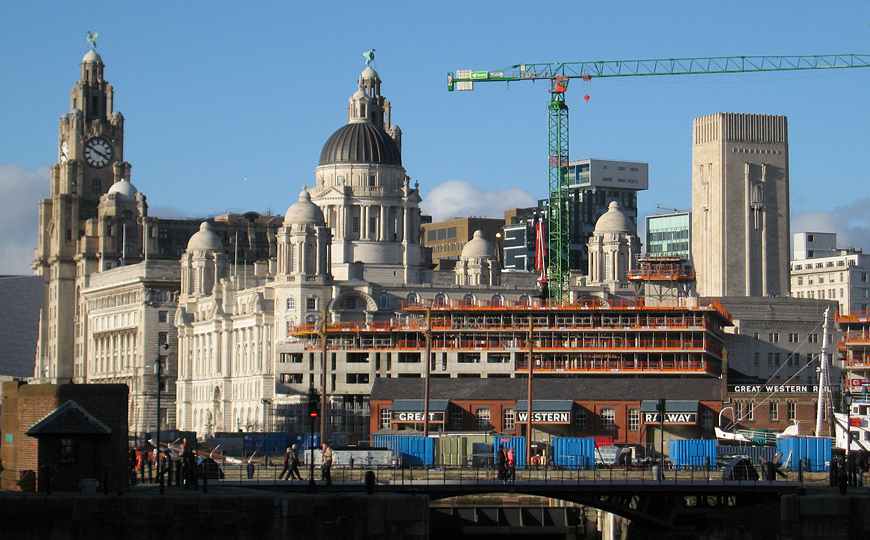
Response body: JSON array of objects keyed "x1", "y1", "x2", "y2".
[
  {"x1": 26, "y1": 400, "x2": 112, "y2": 436},
  {"x1": 0, "y1": 275, "x2": 42, "y2": 378},
  {"x1": 370, "y1": 377, "x2": 723, "y2": 403}
]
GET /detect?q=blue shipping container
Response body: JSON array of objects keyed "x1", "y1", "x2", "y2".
[
  {"x1": 552, "y1": 437, "x2": 596, "y2": 470},
  {"x1": 372, "y1": 435, "x2": 434, "y2": 466},
  {"x1": 776, "y1": 437, "x2": 831, "y2": 472},
  {"x1": 292, "y1": 433, "x2": 321, "y2": 450},
  {"x1": 492, "y1": 435, "x2": 527, "y2": 469},
  {"x1": 670, "y1": 439, "x2": 717, "y2": 470},
  {"x1": 242, "y1": 432, "x2": 291, "y2": 454}
]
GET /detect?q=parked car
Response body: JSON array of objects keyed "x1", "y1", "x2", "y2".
[{"x1": 197, "y1": 457, "x2": 224, "y2": 479}]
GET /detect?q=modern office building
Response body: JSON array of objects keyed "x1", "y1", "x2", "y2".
[
  {"x1": 646, "y1": 211, "x2": 691, "y2": 260},
  {"x1": 502, "y1": 159, "x2": 648, "y2": 275},
  {"x1": 691, "y1": 113, "x2": 790, "y2": 297},
  {"x1": 791, "y1": 232, "x2": 870, "y2": 315},
  {"x1": 422, "y1": 217, "x2": 504, "y2": 270}
]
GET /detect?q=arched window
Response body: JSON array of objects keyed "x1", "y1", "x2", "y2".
[
  {"x1": 434, "y1": 293, "x2": 447, "y2": 307},
  {"x1": 405, "y1": 292, "x2": 419, "y2": 307},
  {"x1": 378, "y1": 293, "x2": 391, "y2": 310},
  {"x1": 490, "y1": 294, "x2": 503, "y2": 306},
  {"x1": 518, "y1": 294, "x2": 530, "y2": 307}
]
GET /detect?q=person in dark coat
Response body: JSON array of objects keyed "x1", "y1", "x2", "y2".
[
  {"x1": 857, "y1": 451, "x2": 867, "y2": 487},
  {"x1": 279, "y1": 448, "x2": 292, "y2": 480},
  {"x1": 496, "y1": 445, "x2": 507, "y2": 480},
  {"x1": 288, "y1": 444, "x2": 303, "y2": 480}
]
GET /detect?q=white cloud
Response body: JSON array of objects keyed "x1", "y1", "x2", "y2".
[
  {"x1": 792, "y1": 199, "x2": 870, "y2": 254},
  {"x1": 0, "y1": 164, "x2": 50, "y2": 275},
  {"x1": 421, "y1": 180, "x2": 537, "y2": 222}
]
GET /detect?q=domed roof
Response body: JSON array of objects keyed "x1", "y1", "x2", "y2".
[
  {"x1": 284, "y1": 189, "x2": 325, "y2": 224},
  {"x1": 82, "y1": 49, "x2": 102, "y2": 64},
  {"x1": 594, "y1": 201, "x2": 634, "y2": 233},
  {"x1": 319, "y1": 121, "x2": 401, "y2": 166},
  {"x1": 187, "y1": 222, "x2": 223, "y2": 251},
  {"x1": 361, "y1": 66, "x2": 379, "y2": 80},
  {"x1": 107, "y1": 178, "x2": 138, "y2": 202},
  {"x1": 461, "y1": 230, "x2": 497, "y2": 259}
]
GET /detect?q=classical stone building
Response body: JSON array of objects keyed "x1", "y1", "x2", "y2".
[
  {"x1": 691, "y1": 113, "x2": 790, "y2": 297},
  {"x1": 172, "y1": 65, "x2": 543, "y2": 440},
  {"x1": 31, "y1": 49, "x2": 287, "y2": 438}
]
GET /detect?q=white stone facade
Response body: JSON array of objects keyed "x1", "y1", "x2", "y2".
[{"x1": 791, "y1": 233, "x2": 870, "y2": 316}]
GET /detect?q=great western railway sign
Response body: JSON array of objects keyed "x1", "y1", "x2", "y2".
[
  {"x1": 643, "y1": 412, "x2": 697, "y2": 425},
  {"x1": 516, "y1": 412, "x2": 571, "y2": 424},
  {"x1": 391, "y1": 411, "x2": 445, "y2": 423},
  {"x1": 728, "y1": 384, "x2": 838, "y2": 394}
]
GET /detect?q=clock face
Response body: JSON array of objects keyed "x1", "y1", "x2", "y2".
[
  {"x1": 60, "y1": 140, "x2": 69, "y2": 163},
  {"x1": 83, "y1": 137, "x2": 113, "y2": 169}
]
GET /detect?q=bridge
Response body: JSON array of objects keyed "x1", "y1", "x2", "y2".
[{"x1": 196, "y1": 464, "x2": 817, "y2": 537}]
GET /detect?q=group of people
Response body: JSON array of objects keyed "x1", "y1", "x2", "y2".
[
  {"x1": 129, "y1": 438, "x2": 198, "y2": 488},
  {"x1": 279, "y1": 443, "x2": 333, "y2": 485},
  {"x1": 496, "y1": 445, "x2": 516, "y2": 482}
]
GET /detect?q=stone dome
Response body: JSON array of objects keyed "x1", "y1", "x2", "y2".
[
  {"x1": 594, "y1": 201, "x2": 634, "y2": 233},
  {"x1": 82, "y1": 49, "x2": 102, "y2": 64},
  {"x1": 319, "y1": 121, "x2": 401, "y2": 166},
  {"x1": 107, "y1": 178, "x2": 138, "y2": 202},
  {"x1": 284, "y1": 189, "x2": 325, "y2": 224},
  {"x1": 461, "y1": 230, "x2": 497, "y2": 259},
  {"x1": 361, "y1": 66, "x2": 379, "y2": 80},
  {"x1": 187, "y1": 222, "x2": 223, "y2": 251}
]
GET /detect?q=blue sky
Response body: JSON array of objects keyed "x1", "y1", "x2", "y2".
[{"x1": 2, "y1": 1, "x2": 869, "y2": 274}]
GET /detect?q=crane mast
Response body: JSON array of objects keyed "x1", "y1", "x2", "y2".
[{"x1": 449, "y1": 54, "x2": 870, "y2": 301}]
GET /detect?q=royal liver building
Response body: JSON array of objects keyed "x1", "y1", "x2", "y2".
[{"x1": 32, "y1": 46, "x2": 550, "y2": 440}]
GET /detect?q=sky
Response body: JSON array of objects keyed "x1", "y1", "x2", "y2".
[{"x1": 2, "y1": 1, "x2": 869, "y2": 274}]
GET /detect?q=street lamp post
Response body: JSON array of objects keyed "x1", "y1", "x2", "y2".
[
  {"x1": 307, "y1": 386, "x2": 320, "y2": 493},
  {"x1": 844, "y1": 393, "x2": 854, "y2": 486},
  {"x1": 154, "y1": 344, "x2": 167, "y2": 495}
]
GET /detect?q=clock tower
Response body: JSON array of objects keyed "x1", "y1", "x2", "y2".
[{"x1": 32, "y1": 47, "x2": 137, "y2": 383}]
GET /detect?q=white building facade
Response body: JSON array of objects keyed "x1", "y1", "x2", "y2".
[{"x1": 791, "y1": 232, "x2": 870, "y2": 316}]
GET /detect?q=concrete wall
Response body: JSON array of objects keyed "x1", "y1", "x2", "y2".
[{"x1": 0, "y1": 492, "x2": 428, "y2": 540}]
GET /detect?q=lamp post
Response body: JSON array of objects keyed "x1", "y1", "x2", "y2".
[
  {"x1": 307, "y1": 386, "x2": 320, "y2": 493},
  {"x1": 154, "y1": 342, "x2": 168, "y2": 495},
  {"x1": 844, "y1": 393, "x2": 854, "y2": 486}
]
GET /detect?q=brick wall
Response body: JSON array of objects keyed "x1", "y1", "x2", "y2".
[{"x1": 1, "y1": 383, "x2": 129, "y2": 492}]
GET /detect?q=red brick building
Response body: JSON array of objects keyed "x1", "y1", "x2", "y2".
[
  {"x1": 1, "y1": 382, "x2": 129, "y2": 492},
  {"x1": 370, "y1": 377, "x2": 724, "y2": 457}
]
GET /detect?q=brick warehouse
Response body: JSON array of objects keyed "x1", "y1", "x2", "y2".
[{"x1": 1, "y1": 382, "x2": 128, "y2": 492}]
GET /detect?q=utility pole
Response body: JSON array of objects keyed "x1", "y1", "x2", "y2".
[
  {"x1": 423, "y1": 307, "x2": 432, "y2": 437},
  {"x1": 319, "y1": 307, "x2": 329, "y2": 445},
  {"x1": 526, "y1": 316, "x2": 534, "y2": 466}
]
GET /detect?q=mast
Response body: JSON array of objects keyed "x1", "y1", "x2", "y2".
[{"x1": 815, "y1": 307, "x2": 833, "y2": 436}]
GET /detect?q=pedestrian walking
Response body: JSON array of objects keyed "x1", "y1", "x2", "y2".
[
  {"x1": 321, "y1": 443, "x2": 333, "y2": 486},
  {"x1": 506, "y1": 447, "x2": 516, "y2": 482},
  {"x1": 496, "y1": 445, "x2": 507, "y2": 481},
  {"x1": 288, "y1": 444, "x2": 303, "y2": 480},
  {"x1": 279, "y1": 447, "x2": 292, "y2": 480}
]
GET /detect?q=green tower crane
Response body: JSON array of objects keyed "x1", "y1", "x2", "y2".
[{"x1": 448, "y1": 54, "x2": 870, "y2": 301}]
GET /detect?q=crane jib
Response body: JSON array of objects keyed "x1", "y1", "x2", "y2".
[{"x1": 448, "y1": 54, "x2": 870, "y2": 302}]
